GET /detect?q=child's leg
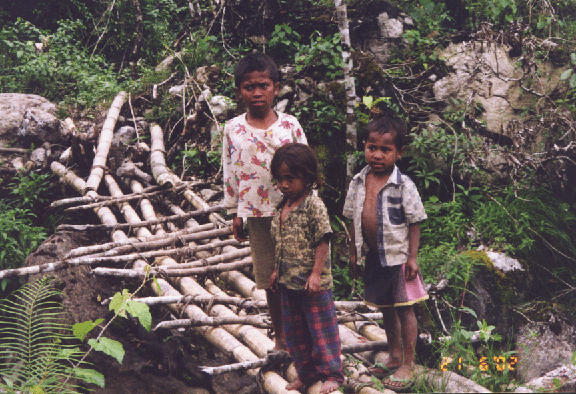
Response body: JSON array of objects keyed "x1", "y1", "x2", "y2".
[
  {"x1": 266, "y1": 289, "x2": 286, "y2": 350},
  {"x1": 281, "y1": 287, "x2": 315, "y2": 386},
  {"x1": 378, "y1": 306, "x2": 403, "y2": 368},
  {"x1": 302, "y1": 289, "x2": 343, "y2": 385},
  {"x1": 247, "y1": 217, "x2": 286, "y2": 350},
  {"x1": 383, "y1": 305, "x2": 417, "y2": 389}
]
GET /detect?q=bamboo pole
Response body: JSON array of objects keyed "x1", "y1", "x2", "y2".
[
  {"x1": 60, "y1": 238, "x2": 243, "y2": 267},
  {"x1": 199, "y1": 341, "x2": 388, "y2": 376},
  {"x1": 84, "y1": 91, "x2": 127, "y2": 194},
  {"x1": 167, "y1": 248, "x2": 251, "y2": 269},
  {"x1": 150, "y1": 123, "x2": 181, "y2": 187},
  {"x1": 154, "y1": 314, "x2": 271, "y2": 329},
  {"x1": 182, "y1": 188, "x2": 227, "y2": 227},
  {"x1": 151, "y1": 311, "x2": 385, "y2": 330},
  {"x1": 63, "y1": 222, "x2": 218, "y2": 259},
  {"x1": 0, "y1": 147, "x2": 29, "y2": 154},
  {"x1": 126, "y1": 295, "x2": 268, "y2": 308},
  {"x1": 57, "y1": 204, "x2": 227, "y2": 232},
  {"x1": 128, "y1": 178, "x2": 166, "y2": 235},
  {"x1": 93, "y1": 258, "x2": 253, "y2": 277},
  {"x1": 104, "y1": 174, "x2": 152, "y2": 238},
  {"x1": 58, "y1": 184, "x2": 186, "y2": 211}
]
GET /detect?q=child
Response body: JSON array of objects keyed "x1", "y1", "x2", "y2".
[
  {"x1": 269, "y1": 143, "x2": 344, "y2": 394},
  {"x1": 222, "y1": 52, "x2": 307, "y2": 351},
  {"x1": 343, "y1": 117, "x2": 428, "y2": 392}
]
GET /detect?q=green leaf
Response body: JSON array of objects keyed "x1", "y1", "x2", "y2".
[
  {"x1": 561, "y1": 69, "x2": 573, "y2": 81},
  {"x1": 109, "y1": 289, "x2": 131, "y2": 317},
  {"x1": 363, "y1": 95, "x2": 374, "y2": 109},
  {"x1": 74, "y1": 368, "x2": 106, "y2": 388},
  {"x1": 126, "y1": 301, "x2": 152, "y2": 332},
  {"x1": 570, "y1": 74, "x2": 576, "y2": 89},
  {"x1": 88, "y1": 337, "x2": 125, "y2": 364},
  {"x1": 73, "y1": 319, "x2": 104, "y2": 341}
]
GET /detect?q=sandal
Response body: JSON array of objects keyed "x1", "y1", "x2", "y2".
[{"x1": 368, "y1": 364, "x2": 400, "y2": 379}]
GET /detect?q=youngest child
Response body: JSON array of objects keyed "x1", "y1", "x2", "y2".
[{"x1": 269, "y1": 143, "x2": 344, "y2": 394}]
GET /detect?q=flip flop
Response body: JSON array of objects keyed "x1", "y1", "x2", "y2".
[
  {"x1": 368, "y1": 365, "x2": 400, "y2": 379},
  {"x1": 381, "y1": 375, "x2": 415, "y2": 393}
]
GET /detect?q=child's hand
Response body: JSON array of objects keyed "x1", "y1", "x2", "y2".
[
  {"x1": 232, "y1": 216, "x2": 248, "y2": 242},
  {"x1": 269, "y1": 270, "x2": 278, "y2": 291},
  {"x1": 405, "y1": 257, "x2": 420, "y2": 281},
  {"x1": 349, "y1": 255, "x2": 362, "y2": 279},
  {"x1": 305, "y1": 273, "x2": 321, "y2": 294}
]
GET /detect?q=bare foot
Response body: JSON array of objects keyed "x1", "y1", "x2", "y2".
[
  {"x1": 285, "y1": 377, "x2": 304, "y2": 391},
  {"x1": 273, "y1": 337, "x2": 287, "y2": 351},
  {"x1": 320, "y1": 380, "x2": 340, "y2": 394}
]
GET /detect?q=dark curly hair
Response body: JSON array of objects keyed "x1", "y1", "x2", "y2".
[
  {"x1": 366, "y1": 116, "x2": 407, "y2": 149},
  {"x1": 234, "y1": 52, "x2": 279, "y2": 87},
  {"x1": 271, "y1": 143, "x2": 322, "y2": 189}
]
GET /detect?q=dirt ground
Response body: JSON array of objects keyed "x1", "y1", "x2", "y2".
[{"x1": 23, "y1": 231, "x2": 260, "y2": 394}]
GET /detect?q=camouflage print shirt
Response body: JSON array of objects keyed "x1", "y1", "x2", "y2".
[{"x1": 271, "y1": 193, "x2": 333, "y2": 291}]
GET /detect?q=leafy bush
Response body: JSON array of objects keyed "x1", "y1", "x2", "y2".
[
  {"x1": 0, "y1": 202, "x2": 47, "y2": 272},
  {"x1": 0, "y1": 18, "x2": 130, "y2": 108}
]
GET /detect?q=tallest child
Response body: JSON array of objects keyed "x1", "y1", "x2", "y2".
[{"x1": 223, "y1": 52, "x2": 307, "y2": 350}]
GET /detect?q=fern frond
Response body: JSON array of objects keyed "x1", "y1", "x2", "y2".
[{"x1": 0, "y1": 277, "x2": 93, "y2": 393}]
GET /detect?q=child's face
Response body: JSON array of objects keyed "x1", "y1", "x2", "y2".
[
  {"x1": 275, "y1": 162, "x2": 306, "y2": 200},
  {"x1": 364, "y1": 131, "x2": 403, "y2": 176},
  {"x1": 236, "y1": 70, "x2": 279, "y2": 117}
]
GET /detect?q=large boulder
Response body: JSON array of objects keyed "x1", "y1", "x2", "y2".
[
  {"x1": 0, "y1": 93, "x2": 59, "y2": 147},
  {"x1": 433, "y1": 41, "x2": 567, "y2": 141},
  {"x1": 515, "y1": 309, "x2": 576, "y2": 383}
]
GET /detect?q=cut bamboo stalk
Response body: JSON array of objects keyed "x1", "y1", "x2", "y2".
[
  {"x1": 150, "y1": 123, "x2": 181, "y2": 188},
  {"x1": 74, "y1": 226, "x2": 233, "y2": 259},
  {"x1": 63, "y1": 222, "x2": 218, "y2": 259},
  {"x1": 84, "y1": 91, "x2": 127, "y2": 194},
  {"x1": 199, "y1": 341, "x2": 387, "y2": 376},
  {"x1": 128, "y1": 178, "x2": 166, "y2": 235},
  {"x1": 57, "y1": 204, "x2": 227, "y2": 232},
  {"x1": 59, "y1": 184, "x2": 186, "y2": 211},
  {"x1": 104, "y1": 174, "x2": 152, "y2": 238},
  {"x1": 126, "y1": 295, "x2": 268, "y2": 308},
  {"x1": 167, "y1": 248, "x2": 251, "y2": 269},
  {"x1": 150, "y1": 311, "x2": 384, "y2": 330},
  {"x1": 51, "y1": 162, "x2": 125, "y2": 242},
  {"x1": 62, "y1": 238, "x2": 242, "y2": 267},
  {"x1": 0, "y1": 147, "x2": 29, "y2": 154},
  {"x1": 154, "y1": 315, "x2": 271, "y2": 329},
  {"x1": 93, "y1": 258, "x2": 253, "y2": 277},
  {"x1": 182, "y1": 188, "x2": 227, "y2": 227}
]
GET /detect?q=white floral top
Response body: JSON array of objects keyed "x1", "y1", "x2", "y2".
[{"x1": 222, "y1": 112, "x2": 307, "y2": 218}]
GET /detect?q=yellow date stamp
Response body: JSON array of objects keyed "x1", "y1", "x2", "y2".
[{"x1": 441, "y1": 356, "x2": 518, "y2": 371}]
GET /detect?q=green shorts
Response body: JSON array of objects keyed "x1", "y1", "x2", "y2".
[{"x1": 247, "y1": 216, "x2": 275, "y2": 289}]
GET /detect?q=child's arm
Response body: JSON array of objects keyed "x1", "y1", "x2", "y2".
[
  {"x1": 232, "y1": 216, "x2": 247, "y2": 242},
  {"x1": 269, "y1": 269, "x2": 278, "y2": 291},
  {"x1": 305, "y1": 235, "x2": 330, "y2": 293},
  {"x1": 348, "y1": 221, "x2": 362, "y2": 278},
  {"x1": 405, "y1": 222, "x2": 421, "y2": 281}
]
